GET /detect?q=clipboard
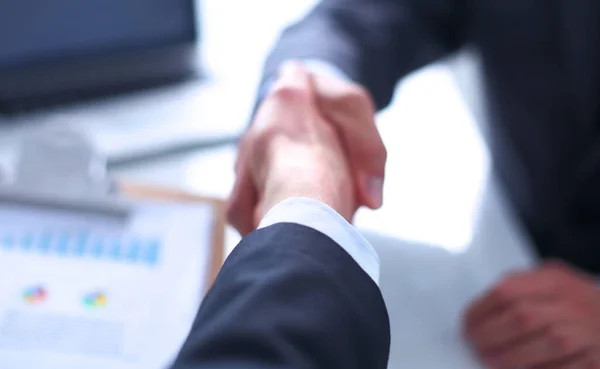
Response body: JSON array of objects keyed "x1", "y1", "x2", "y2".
[
  {"x1": 120, "y1": 182, "x2": 226, "y2": 293},
  {"x1": 2, "y1": 128, "x2": 227, "y2": 294},
  {"x1": 0, "y1": 127, "x2": 229, "y2": 368},
  {"x1": 0, "y1": 183, "x2": 227, "y2": 368}
]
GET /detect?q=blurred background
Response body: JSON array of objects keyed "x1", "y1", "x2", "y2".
[
  {"x1": 0, "y1": 0, "x2": 500, "y2": 255},
  {"x1": 0, "y1": 2, "x2": 538, "y2": 368}
]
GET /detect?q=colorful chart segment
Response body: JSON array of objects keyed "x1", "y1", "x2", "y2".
[
  {"x1": 20, "y1": 286, "x2": 110, "y2": 309},
  {"x1": 0, "y1": 230, "x2": 161, "y2": 266},
  {"x1": 83, "y1": 292, "x2": 108, "y2": 309},
  {"x1": 22, "y1": 286, "x2": 47, "y2": 305}
]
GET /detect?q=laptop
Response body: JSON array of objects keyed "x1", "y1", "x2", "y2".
[{"x1": 0, "y1": 0, "x2": 245, "y2": 167}]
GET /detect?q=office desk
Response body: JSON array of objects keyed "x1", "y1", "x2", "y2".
[
  {"x1": 112, "y1": 61, "x2": 539, "y2": 369},
  {"x1": 367, "y1": 180, "x2": 535, "y2": 369},
  {"x1": 114, "y1": 152, "x2": 536, "y2": 369},
  {"x1": 0, "y1": 1, "x2": 537, "y2": 367}
]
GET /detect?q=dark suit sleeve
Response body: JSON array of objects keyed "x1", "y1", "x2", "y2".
[
  {"x1": 263, "y1": 0, "x2": 469, "y2": 110},
  {"x1": 171, "y1": 223, "x2": 390, "y2": 369}
]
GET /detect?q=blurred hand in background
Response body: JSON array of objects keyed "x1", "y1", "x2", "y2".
[
  {"x1": 227, "y1": 61, "x2": 387, "y2": 235},
  {"x1": 464, "y1": 262, "x2": 600, "y2": 369}
]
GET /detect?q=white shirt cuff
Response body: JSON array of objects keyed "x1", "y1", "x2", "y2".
[{"x1": 258, "y1": 197, "x2": 380, "y2": 285}]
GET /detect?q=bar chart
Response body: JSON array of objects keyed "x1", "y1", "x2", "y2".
[{"x1": 0, "y1": 229, "x2": 161, "y2": 266}]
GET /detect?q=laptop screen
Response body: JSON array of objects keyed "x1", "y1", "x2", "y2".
[{"x1": 0, "y1": 0, "x2": 196, "y2": 69}]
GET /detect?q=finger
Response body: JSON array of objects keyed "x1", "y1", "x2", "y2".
[
  {"x1": 267, "y1": 60, "x2": 316, "y2": 116},
  {"x1": 276, "y1": 60, "x2": 312, "y2": 92},
  {"x1": 483, "y1": 324, "x2": 593, "y2": 369},
  {"x1": 338, "y1": 96, "x2": 386, "y2": 210},
  {"x1": 227, "y1": 145, "x2": 258, "y2": 236},
  {"x1": 542, "y1": 260, "x2": 597, "y2": 286},
  {"x1": 467, "y1": 299, "x2": 564, "y2": 352},
  {"x1": 231, "y1": 62, "x2": 318, "y2": 234},
  {"x1": 313, "y1": 76, "x2": 386, "y2": 209},
  {"x1": 255, "y1": 61, "x2": 316, "y2": 137},
  {"x1": 532, "y1": 350, "x2": 600, "y2": 369},
  {"x1": 465, "y1": 268, "x2": 562, "y2": 326}
]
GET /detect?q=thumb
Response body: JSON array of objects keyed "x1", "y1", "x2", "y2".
[
  {"x1": 227, "y1": 164, "x2": 257, "y2": 236},
  {"x1": 252, "y1": 61, "x2": 317, "y2": 137},
  {"x1": 269, "y1": 61, "x2": 317, "y2": 113},
  {"x1": 277, "y1": 60, "x2": 313, "y2": 94},
  {"x1": 313, "y1": 76, "x2": 386, "y2": 209},
  {"x1": 227, "y1": 143, "x2": 258, "y2": 236}
]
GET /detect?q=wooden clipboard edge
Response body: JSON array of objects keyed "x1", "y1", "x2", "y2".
[{"x1": 118, "y1": 182, "x2": 226, "y2": 295}]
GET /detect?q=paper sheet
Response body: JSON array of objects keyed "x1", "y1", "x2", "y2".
[
  {"x1": 365, "y1": 181, "x2": 538, "y2": 369},
  {"x1": 0, "y1": 200, "x2": 214, "y2": 369}
]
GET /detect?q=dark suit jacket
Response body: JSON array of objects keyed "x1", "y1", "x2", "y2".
[
  {"x1": 262, "y1": 0, "x2": 600, "y2": 273},
  {"x1": 171, "y1": 223, "x2": 390, "y2": 369}
]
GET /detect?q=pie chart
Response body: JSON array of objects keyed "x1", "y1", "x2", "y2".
[
  {"x1": 83, "y1": 292, "x2": 107, "y2": 308},
  {"x1": 22, "y1": 285, "x2": 47, "y2": 305}
]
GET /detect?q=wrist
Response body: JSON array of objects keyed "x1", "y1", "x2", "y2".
[
  {"x1": 259, "y1": 145, "x2": 355, "y2": 222},
  {"x1": 263, "y1": 182, "x2": 351, "y2": 221}
]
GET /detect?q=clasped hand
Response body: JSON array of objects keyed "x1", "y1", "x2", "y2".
[
  {"x1": 226, "y1": 61, "x2": 386, "y2": 235},
  {"x1": 226, "y1": 62, "x2": 600, "y2": 369}
]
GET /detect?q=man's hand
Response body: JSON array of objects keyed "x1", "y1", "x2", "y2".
[
  {"x1": 227, "y1": 61, "x2": 357, "y2": 235},
  {"x1": 227, "y1": 62, "x2": 386, "y2": 235},
  {"x1": 464, "y1": 262, "x2": 600, "y2": 369},
  {"x1": 310, "y1": 72, "x2": 387, "y2": 209}
]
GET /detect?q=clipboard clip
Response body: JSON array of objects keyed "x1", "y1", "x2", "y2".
[{"x1": 0, "y1": 127, "x2": 130, "y2": 216}]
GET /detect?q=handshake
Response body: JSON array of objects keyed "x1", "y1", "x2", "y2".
[
  {"x1": 224, "y1": 62, "x2": 600, "y2": 369},
  {"x1": 227, "y1": 61, "x2": 387, "y2": 235}
]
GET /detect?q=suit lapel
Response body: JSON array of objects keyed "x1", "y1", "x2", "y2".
[{"x1": 553, "y1": 0, "x2": 599, "y2": 131}]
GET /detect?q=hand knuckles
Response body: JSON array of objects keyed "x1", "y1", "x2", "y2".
[
  {"x1": 270, "y1": 83, "x2": 309, "y2": 104},
  {"x1": 328, "y1": 85, "x2": 372, "y2": 114},
  {"x1": 234, "y1": 142, "x2": 251, "y2": 172},
  {"x1": 543, "y1": 262, "x2": 580, "y2": 284},
  {"x1": 350, "y1": 90, "x2": 375, "y2": 114},
  {"x1": 503, "y1": 272, "x2": 525, "y2": 285},
  {"x1": 544, "y1": 260, "x2": 570, "y2": 272},
  {"x1": 490, "y1": 284, "x2": 514, "y2": 306},
  {"x1": 226, "y1": 213, "x2": 242, "y2": 234},
  {"x1": 585, "y1": 352, "x2": 600, "y2": 369},
  {"x1": 251, "y1": 123, "x2": 284, "y2": 153},
  {"x1": 362, "y1": 134, "x2": 386, "y2": 154},
  {"x1": 357, "y1": 139, "x2": 386, "y2": 165},
  {"x1": 462, "y1": 321, "x2": 475, "y2": 339},
  {"x1": 380, "y1": 144, "x2": 388, "y2": 163},
  {"x1": 547, "y1": 266, "x2": 570, "y2": 281},
  {"x1": 225, "y1": 201, "x2": 241, "y2": 226},
  {"x1": 586, "y1": 360, "x2": 600, "y2": 369},
  {"x1": 510, "y1": 303, "x2": 536, "y2": 329},
  {"x1": 547, "y1": 325, "x2": 575, "y2": 354},
  {"x1": 347, "y1": 85, "x2": 369, "y2": 102}
]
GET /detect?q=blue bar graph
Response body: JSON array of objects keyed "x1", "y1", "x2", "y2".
[
  {"x1": 39, "y1": 231, "x2": 52, "y2": 253},
  {"x1": 73, "y1": 232, "x2": 88, "y2": 256},
  {"x1": 2, "y1": 234, "x2": 14, "y2": 250},
  {"x1": 125, "y1": 239, "x2": 141, "y2": 262},
  {"x1": 91, "y1": 239, "x2": 105, "y2": 259},
  {"x1": 0, "y1": 229, "x2": 161, "y2": 266},
  {"x1": 109, "y1": 240, "x2": 122, "y2": 260},
  {"x1": 143, "y1": 240, "x2": 160, "y2": 265},
  {"x1": 20, "y1": 233, "x2": 34, "y2": 250},
  {"x1": 55, "y1": 232, "x2": 70, "y2": 255}
]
